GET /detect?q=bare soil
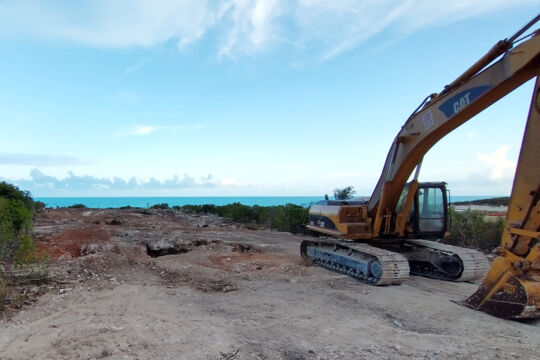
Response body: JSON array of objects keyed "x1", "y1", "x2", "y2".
[{"x1": 0, "y1": 208, "x2": 538, "y2": 360}]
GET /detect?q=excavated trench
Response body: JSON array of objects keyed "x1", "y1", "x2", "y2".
[
  {"x1": 146, "y1": 245, "x2": 190, "y2": 258},
  {"x1": 145, "y1": 239, "x2": 257, "y2": 258}
]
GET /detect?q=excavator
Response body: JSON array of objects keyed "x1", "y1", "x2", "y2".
[{"x1": 301, "y1": 15, "x2": 540, "y2": 319}]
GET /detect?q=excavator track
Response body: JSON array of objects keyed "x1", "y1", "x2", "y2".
[
  {"x1": 402, "y1": 239, "x2": 490, "y2": 282},
  {"x1": 300, "y1": 239, "x2": 410, "y2": 285}
]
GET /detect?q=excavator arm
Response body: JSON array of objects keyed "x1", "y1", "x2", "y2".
[
  {"x1": 368, "y1": 19, "x2": 540, "y2": 238},
  {"x1": 463, "y1": 70, "x2": 540, "y2": 318}
]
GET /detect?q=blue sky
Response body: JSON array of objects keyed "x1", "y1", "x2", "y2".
[{"x1": 0, "y1": 0, "x2": 539, "y2": 197}]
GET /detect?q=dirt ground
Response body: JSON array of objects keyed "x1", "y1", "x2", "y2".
[{"x1": 0, "y1": 208, "x2": 538, "y2": 360}]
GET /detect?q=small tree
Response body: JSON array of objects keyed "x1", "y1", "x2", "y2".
[{"x1": 333, "y1": 186, "x2": 356, "y2": 200}]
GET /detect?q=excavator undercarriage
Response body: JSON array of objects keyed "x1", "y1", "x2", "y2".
[
  {"x1": 303, "y1": 182, "x2": 491, "y2": 285},
  {"x1": 301, "y1": 238, "x2": 490, "y2": 285}
]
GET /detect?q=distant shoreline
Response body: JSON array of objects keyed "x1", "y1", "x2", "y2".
[
  {"x1": 35, "y1": 195, "x2": 506, "y2": 209},
  {"x1": 450, "y1": 196, "x2": 509, "y2": 207}
]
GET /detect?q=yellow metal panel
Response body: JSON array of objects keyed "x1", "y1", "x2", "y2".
[{"x1": 502, "y1": 73, "x2": 540, "y2": 256}]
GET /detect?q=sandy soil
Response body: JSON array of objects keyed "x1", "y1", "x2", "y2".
[{"x1": 0, "y1": 208, "x2": 538, "y2": 360}]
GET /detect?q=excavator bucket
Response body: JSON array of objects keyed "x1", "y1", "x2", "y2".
[
  {"x1": 463, "y1": 255, "x2": 540, "y2": 319},
  {"x1": 465, "y1": 71, "x2": 540, "y2": 319}
]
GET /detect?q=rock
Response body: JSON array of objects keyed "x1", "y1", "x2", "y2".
[
  {"x1": 106, "y1": 218, "x2": 123, "y2": 225},
  {"x1": 146, "y1": 239, "x2": 176, "y2": 253},
  {"x1": 80, "y1": 243, "x2": 114, "y2": 255}
]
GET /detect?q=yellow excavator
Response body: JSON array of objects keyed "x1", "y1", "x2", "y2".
[{"x1": 301, "y1": 15, "x2": 540, "y2": 319}]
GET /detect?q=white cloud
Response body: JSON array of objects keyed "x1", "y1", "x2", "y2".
[
  {"x1": 0, "y1": 0, "x2": 537, "y2": 59},
  {"x1": 295, "y1": 0, "x2": 538, "y2": 59},
  {"x1": 125, "y1": 58, "x2": 151, "y2": 76},
  {"x1": 219, "y1": 177, "x2": 239, "y2": 186},
  {"x1": 127, "y1": 123, "x2": 205, "y2": 136},
  {"x1": 218, "y1": 0, "x2": 286, "y2": 57},
  {"x1": 477, "y1": 145, "x2": 516, "y2": 180},
  {"x1": 8, "y1": 169, "x2": 220, "y2": 193},
  {"x1": 130, "y1": 125, "x2": 156, "y2": 135},
  {"x1": 3, "y1": 168, "x2": 269, "y2": 196}
]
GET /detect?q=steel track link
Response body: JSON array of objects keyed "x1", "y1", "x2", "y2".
[
  {"x1": 405, "y1": 239, "x2": 490, "y2": 281},
  {"x1": 301, "y1": 239, "x2": 409, "y2": 285}
]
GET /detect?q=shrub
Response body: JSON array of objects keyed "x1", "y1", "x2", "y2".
[
  {"x1": 151, "y1": 203, "x2": 169, "y2": 210},
  {"x1": 0, "y1": 182, "x2": 50, "y2": 310},
  {"x1": 334, "y1": 186, "x2": 356, "y2": 200},
  {"x1": 219, "y1": 203, "x2": 257, "y2": 223},
  {"x1": 68, "y1": 203, "x2": 87, "y2": 209},
  {"x1": 444, "y1": 207, "x2": 504, "y2": 252},
  {"x1": 0, "y1": 275, "x2": 7, "y2": 311},
  {"x1": 266, "y1": 204, "x2": 309, "y2": 233},
  {"x1": 178, "y1": 202, "x2": 309, "y2": 234},
  {"x1": 0, "y1": 182, "x2": 34, "y2": 213},
  {"x1": 0, "y1": 198, "x2": 32, "y2": 260},
  {"x1": 14, "y1": 234, "x2": 37, "y2": 266},
  {"x1": 0, "y1": 183, "x2": 49, "y2": 264},
  {"x1": 33, "y1": 201, "x2": 46, "y2": 213}
]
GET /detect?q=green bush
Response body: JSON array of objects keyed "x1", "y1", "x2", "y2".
[
  {"x1": 333, "y1": 186, "x2": 356, "y2": 200},
  {"x1": 33, "y1": 201, "x2": 46, "y2": 212},
  {"x1": 0, "y1": 183, "x2": 50, "y2": 311},
  {"x1": 0, "y1": 182, "x2": 34, "y2": 212},
  {"x1": 219, "y1": 202, "x2": 258, "y2": 223},
  {"x1": 444, "y1": 207, "x2": 504, "y2": 252},
  {"x1": 68, "y1": 203, "x2": 87, "y2": 209},
  {"x1": 0, "y1": 197, "x2": 32, "y2": 260},
  {"x1": 0, "y1": 275, "x2": 7, "y2": 311},
  {"x1": 14, "y1": 234, "x2": 37, "y2": 266},
  {"x1": 0, "y1": 182, "x2": 49, "y2": 265},
  {"x1": 151, "y1": 203, "x2": 169, "y2": 210},
  {"x1": 177, "y1": 202, "x2": 309, "y2": 234}
]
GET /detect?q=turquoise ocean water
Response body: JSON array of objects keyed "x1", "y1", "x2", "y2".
[{"x1": 35, "y1": 195, "x2": 499, "y2": 209}]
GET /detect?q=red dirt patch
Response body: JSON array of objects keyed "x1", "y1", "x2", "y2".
[{"x1": 36, "y1": 227, "x2": 111, "y2": 258}]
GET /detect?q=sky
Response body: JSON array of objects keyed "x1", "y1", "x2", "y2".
[{"x1": 0, "y1": 0, "x2": 539, "y2": 197}]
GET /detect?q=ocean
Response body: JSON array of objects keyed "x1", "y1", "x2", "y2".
[{"x1": 35, "y1": 195, "x2": 499, "y2": 209}]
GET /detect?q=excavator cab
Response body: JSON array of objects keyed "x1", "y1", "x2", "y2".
[{"x1": 409, "y1": 182, "x2": 448, "y2": 239}]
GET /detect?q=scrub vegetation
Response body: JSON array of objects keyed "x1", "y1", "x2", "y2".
[
  {"x1": 151, "y1": 203, "x2": 309, "y2": 234},
  {"x1": 333, "y1": 186, "x2": 356, "y2": 200},
  {"x1": 147, "y1": 201, "x2": 503, "y2": 252},
  {"x1": 445, "y1": 207, "x2": 505, "y2": 252},
  {"x1": 451, "y1": 197, "x2": 509, "y2": 207},
  {"x1": 0, "y1": 182, "x2": 49, "y2": 311}
]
